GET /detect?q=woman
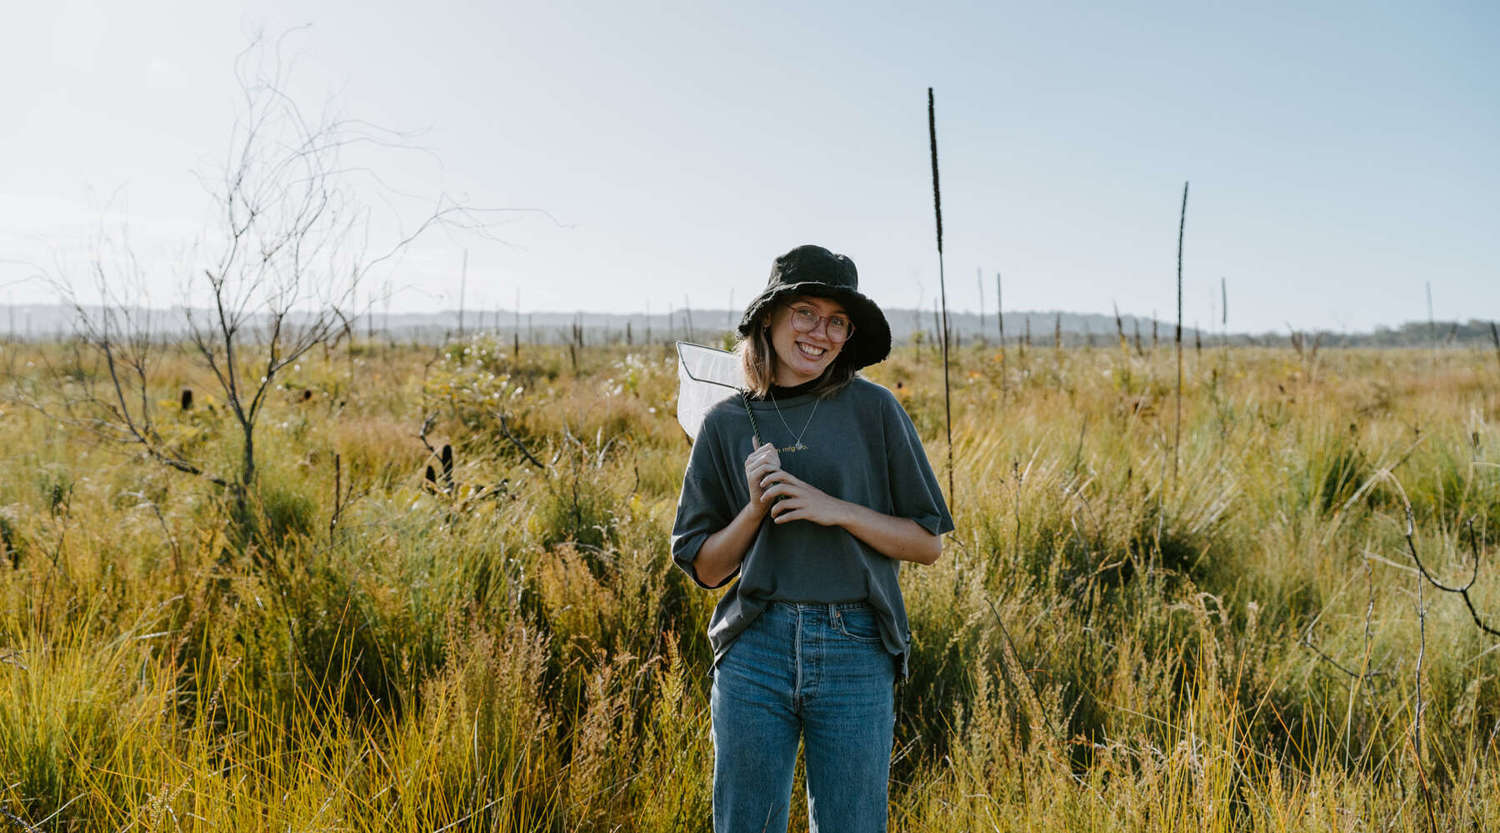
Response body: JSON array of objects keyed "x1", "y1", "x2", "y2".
[{"x1": 672, "y1": 244, "x2": 953, "y2": 832}]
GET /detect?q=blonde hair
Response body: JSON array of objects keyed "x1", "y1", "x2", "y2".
[{"x1": 737, "y1": 302, "x2": 857, "y2": 399}]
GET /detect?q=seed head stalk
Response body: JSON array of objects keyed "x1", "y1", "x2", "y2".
[
  {"x1": 928, "y1": 87, "x2": 954, "y2": 507},
  {"x1": 1174, "y1": 181, "x2": 1188, "y2": 484}
]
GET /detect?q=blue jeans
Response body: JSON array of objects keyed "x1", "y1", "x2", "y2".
[{"x1": 710, "y1": 601, "x2": 896, "y2": 833}]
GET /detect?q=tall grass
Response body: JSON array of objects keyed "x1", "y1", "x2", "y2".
[{"x1": 1, "y1": 337, "x2": 1498, "y2": 830}]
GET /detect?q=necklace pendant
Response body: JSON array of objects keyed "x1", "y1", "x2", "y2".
[{"x1": 769, "y1": 395, "x2": 818, "y2": 456}]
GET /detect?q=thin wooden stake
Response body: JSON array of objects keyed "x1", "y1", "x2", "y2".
[
  {"x1": 932, "y1": 301, "x2": 942, "y2": 354},
  {"x1": 976, "y1": 267, "x2": 984, "y2": 343},
  {"x1": 1220, "y1": 276, "x2": 1228, "y2": 340},
  {"x1": 1426, "y1": 281, "x2": 1436, "y2": 348},
  {"x1": 330, "y1": 453, "x2": 342, "y2": 544},
  {"x1": 1490, "y1": 321, "x2": 1500, "y2": 374},
  {"x1": 458, "y1": 249, "x2": 468, "y2": 339},
  {"x1": 997, "y1": 272, "x2": 1006, "y2": 399}
]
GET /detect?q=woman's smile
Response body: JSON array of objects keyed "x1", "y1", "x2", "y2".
[{"x1": 770, "y1": 296, "x2": 846, "y2": 386}]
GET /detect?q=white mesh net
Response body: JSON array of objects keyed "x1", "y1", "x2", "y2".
[{"x1": 675, "y1": 341, "x2": 746, "y2": 442}]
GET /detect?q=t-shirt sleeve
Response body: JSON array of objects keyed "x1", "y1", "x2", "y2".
[
  {"x1": 670, "y1": 416, "x2": 739, "y2": 589},
  {"x1": 883, "y1": 393, "x2": 955, "y2": 536}
]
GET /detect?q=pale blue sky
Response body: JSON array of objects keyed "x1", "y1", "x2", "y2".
[{"x1": 2, "y1": 1, "x2": 1495, "y2": 332}]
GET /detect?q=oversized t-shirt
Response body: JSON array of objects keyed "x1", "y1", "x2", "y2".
[{"x1": 670, "y1": 377, "x2": 954, "y2": 677}]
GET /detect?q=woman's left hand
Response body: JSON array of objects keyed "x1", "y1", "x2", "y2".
[{"x1": 759, "y1": 469, "x2": 849, "y2": 527}]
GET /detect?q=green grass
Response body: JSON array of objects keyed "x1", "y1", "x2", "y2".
[{"x1": 1, "y1": 336, "x2": 1499, "y2": 830}]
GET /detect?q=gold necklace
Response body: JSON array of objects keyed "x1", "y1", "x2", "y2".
[{"x1": 770, "y1": 392, "x2": 818, "y2": 452}]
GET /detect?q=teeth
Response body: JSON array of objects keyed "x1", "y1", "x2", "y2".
[{"x1": 797, "y1": 343, "x2": 826, "y2": 357}]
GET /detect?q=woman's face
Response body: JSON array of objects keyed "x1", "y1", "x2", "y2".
[{"x1": 765, "y1": 295, "x2": 849, "y2": 387}]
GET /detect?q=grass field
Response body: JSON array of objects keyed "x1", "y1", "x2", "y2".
[{"x1": 2, "y1": 335, "x2": 1498, "y2": 831}]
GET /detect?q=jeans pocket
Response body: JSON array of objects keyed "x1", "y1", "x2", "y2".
[{"x1": 835, "y1": 608, "x2": 884, "y2": 644}]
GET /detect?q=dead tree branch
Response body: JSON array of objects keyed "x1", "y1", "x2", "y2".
[
  {"x1": 1405, "y1": 511, "x2": 1500, "y2": 638},
  {"x1": 497, "y1": 412, "x2": 547, "y2": 470},
  {"x1": 34, "y1": 32, "x2": 501, "y2": 558}
]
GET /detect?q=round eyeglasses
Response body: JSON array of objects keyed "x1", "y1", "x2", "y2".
[{"x1": 786, "y1": 304, "x2": 854, "y2": 343}]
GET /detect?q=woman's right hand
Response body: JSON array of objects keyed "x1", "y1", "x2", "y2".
[
  {"x1": 744, "y1": 442, "x2": 781, "y2": 515},
  {"x1": 692, "y1": 443, "x2": 782, "y2": 587}
]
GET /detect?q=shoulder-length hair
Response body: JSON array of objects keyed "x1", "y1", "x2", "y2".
[{"x1": 737, "y1": 302, "x2": 858, "y2": 400}]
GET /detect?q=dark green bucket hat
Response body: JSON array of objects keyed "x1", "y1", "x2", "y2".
[{"x1": 736, "y1": 244, "x2": 892, "y2": 369}]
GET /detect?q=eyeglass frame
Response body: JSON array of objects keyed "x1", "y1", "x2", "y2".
[{"x1": 782, "y1": 302, "x2": 855, "y2": 344}]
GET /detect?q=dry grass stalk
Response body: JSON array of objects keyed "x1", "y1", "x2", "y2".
[
  {"x1": 927, "y1": 86, "x2": 954, "y2": 505},
  {"x1": 1173, "y1": 180, "x2": 1188, "y2": 483}
]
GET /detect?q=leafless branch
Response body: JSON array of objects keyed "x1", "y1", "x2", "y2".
[
  {"x1": 1302, "y1": 558, "x2": 1390, "y2": 691},
  {"x1": 1404, "y1": 512, "x2": 1500, "y2": 638},
  {"x1": 26, "y1": 236, "x2": 233, "y2": 488},
  {"x1": 1414, "y1": 549, "x2": 1428, "y2": 769},
  {"x1": 497, "y1": 412, "x2": 547, "y2": 470},
  {"x1": 1302, "y1": 630, "x2": 1389, "y2": 683},
  {"x1": 417, "y1": 412, "x2": 439, "y2": 457},
  {"x1": 38, "y1": 31, "x2": 507, "y2": 531}
]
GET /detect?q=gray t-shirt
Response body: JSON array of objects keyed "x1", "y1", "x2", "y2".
[{"x1": 671, "y1": 377, "x2": 954, "y2": 677}]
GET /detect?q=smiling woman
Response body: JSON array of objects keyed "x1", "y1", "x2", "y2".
[
  {"x1": 732, "y1": 246, "x2": 890, "y2": 402},
  {"x1": 671, "y1": 244, "x2": 953, "y2": 832},
  {"x1": 765, "y1": 297, "x2": 852, "y2": 385}
]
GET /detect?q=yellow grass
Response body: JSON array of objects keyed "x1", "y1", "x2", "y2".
[{"x1": 1, "y1": 336, "x2": 1498, "y2": 830}]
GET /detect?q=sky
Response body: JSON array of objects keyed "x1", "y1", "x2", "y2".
[{"x1": 1, "y1": 0, "x2": 1496, "y2": 333}]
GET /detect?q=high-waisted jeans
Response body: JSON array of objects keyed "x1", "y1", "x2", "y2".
[{"x1": 710, "y1": 601, "x2": 896, "y2": 833}]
